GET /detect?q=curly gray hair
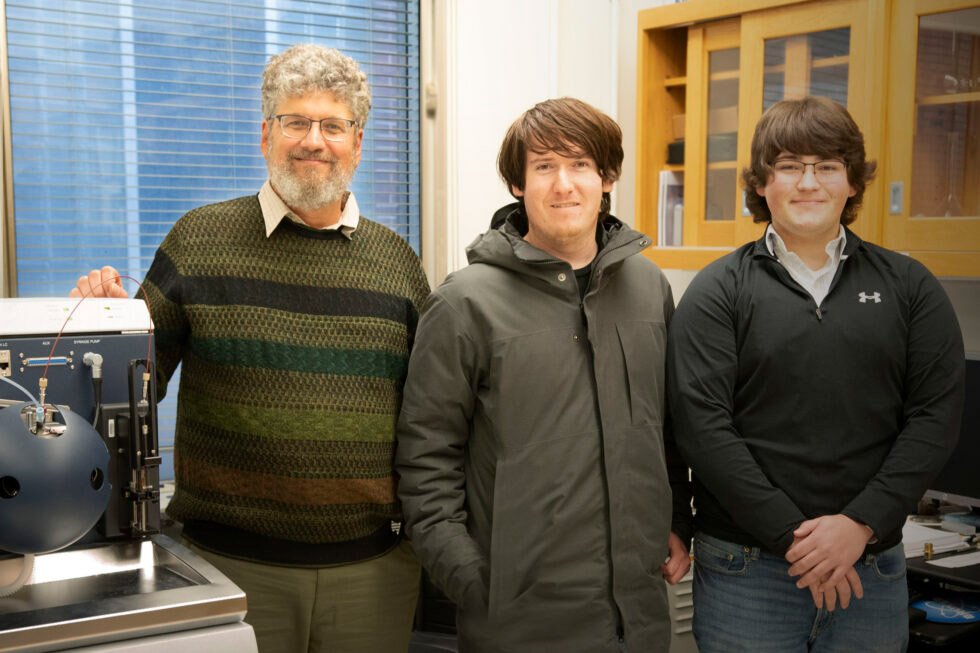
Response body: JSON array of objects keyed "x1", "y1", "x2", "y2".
[{"x1": 261, "y1": 44, "x2": 371, "y2": 127}]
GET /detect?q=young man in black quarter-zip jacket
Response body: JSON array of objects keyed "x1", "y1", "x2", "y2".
[{"x1": 668, "y1": 95, "x2": 965, "y2": 653}]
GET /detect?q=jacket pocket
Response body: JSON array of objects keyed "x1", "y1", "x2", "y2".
[
  {"x1": 486, "y1": 436, "x2": 606, "y2": 624},
  {"x1": 487, "y1": 458, "x2": 514, "y2": 620},
  {"x1": 616, "y1": 321, "x2": 666, "y2": 426}
]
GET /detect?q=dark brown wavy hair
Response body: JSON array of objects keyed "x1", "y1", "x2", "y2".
[{"x1": 742, "y1": 95, "x2": 877, "y2": 225}]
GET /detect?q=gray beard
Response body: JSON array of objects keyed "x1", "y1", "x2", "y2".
[{"x1": 268, "y1": 151, "x2": 356, "y2": 214}]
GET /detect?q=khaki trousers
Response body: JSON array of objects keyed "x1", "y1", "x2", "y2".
[{"x1": 184, "y1": 539, "x2": 420, "y2": 653}]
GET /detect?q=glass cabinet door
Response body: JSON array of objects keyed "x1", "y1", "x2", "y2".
[
  {"x1": 912, "y1": 7, "x2": 979, "y2": 219},
  {"x1": 738, "y1": 0, "x2": 877, "y2": 245},
  {"x1": 705, "y1": 47, "x2": 739, "y2": 224},
  {"x1": 885, "y1": 0, "x2": 980, "y2": 276},
  {"x1": 762, "y1": 27, "x2": 850, "y2": 109},
  {"x1": 685, "y1": 18, "x2": 739, "y2": 247}
]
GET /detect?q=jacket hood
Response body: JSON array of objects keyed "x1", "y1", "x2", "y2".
[{"x1": 467, "y1": 202, "x2": 652, "y2": 278}]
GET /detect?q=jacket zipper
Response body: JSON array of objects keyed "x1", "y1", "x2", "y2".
[
  {"x1": 814, "y1": 254, "x2": 851, "y2": 322},
  {"x1": 763, "y1": 251, "x2": 847, "y2": 324},
  {"x1": 581, "y1": 294, "x2": 626, "y2": 645}
]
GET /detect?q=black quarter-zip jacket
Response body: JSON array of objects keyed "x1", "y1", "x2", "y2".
[{"x1": 667, "y1": 226, "x2": 965, "y2": 556}]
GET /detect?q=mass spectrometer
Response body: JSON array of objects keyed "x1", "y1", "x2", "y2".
[{"x1": 0, "y1": 298, "x2": 256, "y2": 652}]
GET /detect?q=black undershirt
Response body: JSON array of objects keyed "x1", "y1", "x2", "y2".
[
  {"x1": 574, "y1": 263, "x2": 592, "y2": 301},
  {"x1": 573, "y1": 227, "x2": 603, "y2": 301}
]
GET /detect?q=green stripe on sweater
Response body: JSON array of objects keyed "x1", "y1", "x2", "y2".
[
  {"x1": 177, "y1": 356, "x2": 401, "y2": 413},
  {"x1": 178, "y1": 389, "x2": 398, "y2": 442},
  {"x1": 190, "y1": 337, "x2": 408, "y2": 379},
  {"x1": 175, "y1": 418, "x2": 396, "y2": 476}
]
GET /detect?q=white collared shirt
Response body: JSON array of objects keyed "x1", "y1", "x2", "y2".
[
  {"x1": 257, "y1": 179, "x2": 360, "y2": 238},
  {"x1": 765, "y1": 224, "x2": 847, "y2": 307}
]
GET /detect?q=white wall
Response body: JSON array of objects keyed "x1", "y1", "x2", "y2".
[{"x1": 613, "y1": 0, "x2": 670, "y2": 233}]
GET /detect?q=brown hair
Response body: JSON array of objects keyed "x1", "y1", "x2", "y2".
[
  {"x1": 497, "y1": 97, "x2": 623, "y2": 215},
  {"x1": 742, "y1": 95, "x2": 876, "y2": 225}
]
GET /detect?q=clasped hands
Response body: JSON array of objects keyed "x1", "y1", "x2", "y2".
[{"x1": 784, "y1": 514, "x2": 874, "y2": 611}]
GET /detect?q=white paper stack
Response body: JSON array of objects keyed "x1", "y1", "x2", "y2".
[{"x1": 903, "y1": 521, "x2": 969, "y2": 558}]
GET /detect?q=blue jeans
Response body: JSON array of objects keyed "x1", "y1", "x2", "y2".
[{"x1": 692, "y1": 532, "x2": 908, "y2": 653}]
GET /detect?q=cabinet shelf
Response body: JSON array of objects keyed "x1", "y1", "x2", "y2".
[
  {"x1": 708, "y1": 70, "x2": 739, "y2": 81},
  {"x1": 918, "y1": 91, "x2": 980, "y2": 106},
  {"x1": 813, "y1": 55, "x2": 848, "y2": 69},
  {"x1": 664, "y1": 76, "x2": 687, "y2": 87},
  {"x1": 764, "y1": 55, "x2": 849, "y2": 75}
]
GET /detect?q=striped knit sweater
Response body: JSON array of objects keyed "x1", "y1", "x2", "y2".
[{"x1": 142, "y1": 194, "x2": 430, "y2": 565}]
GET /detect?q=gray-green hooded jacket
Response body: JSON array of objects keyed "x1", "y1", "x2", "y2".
[{"x1": 396, "y1": 209, "x2": 692, "y2": 652}]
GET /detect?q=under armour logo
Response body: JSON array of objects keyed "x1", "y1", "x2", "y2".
[{"x1": 858, "y1": 291, "x2": 881, "y2": 304}]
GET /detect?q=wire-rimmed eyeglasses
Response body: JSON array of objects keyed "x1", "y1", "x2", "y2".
[
  {"x1": 275, "y1": 114, "x2": 357, "y2": 142},
  {"x1": 772, "y1": 158, "x2": 847, "y2": 181}
]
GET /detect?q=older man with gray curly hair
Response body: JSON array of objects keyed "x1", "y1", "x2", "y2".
[
  {"x1": 71, "y1": 44, "x2": 429, "y2": 653},
  {"x1": 260, "y1": 43, "x2": 371, "y2": 219}
]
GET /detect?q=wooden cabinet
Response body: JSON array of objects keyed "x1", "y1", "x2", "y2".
[
  {"x1": 884, "y1": 0, "x2": 980, "y2": 276},
  {"x1": 636, "y1": 0, "x2": 980, "y2": 276}
]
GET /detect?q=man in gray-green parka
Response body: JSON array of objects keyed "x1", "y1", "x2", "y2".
[{"x1": 395, "y1": 97, "x2": 693, "y2": 652}]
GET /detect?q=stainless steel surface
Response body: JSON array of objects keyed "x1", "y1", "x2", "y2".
[
  {"x1": 54, "y1": 622, "x2": 256, "y2": 653},
  {"x1": 0, "y1": 535, "x2": 247, "y2": 653}
]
